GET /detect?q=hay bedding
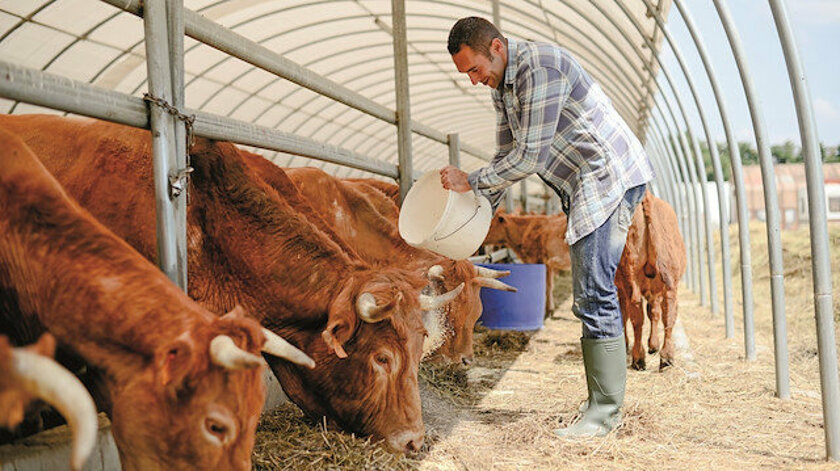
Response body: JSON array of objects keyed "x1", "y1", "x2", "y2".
[{"x1": 253, "y1": 223, "x2": 839, "y2": 470}]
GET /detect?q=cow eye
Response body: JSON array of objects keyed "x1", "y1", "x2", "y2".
[
  {"x1": 373, "y1": 351, "x2": 394, "y2": 374},
  {"x1": 203, "y1": 415, "x2": 234, "y2": 447}
]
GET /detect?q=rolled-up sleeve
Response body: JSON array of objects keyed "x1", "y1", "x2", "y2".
[{"x1": 469, "y1": 64, "x2": 568, "y2": 195}]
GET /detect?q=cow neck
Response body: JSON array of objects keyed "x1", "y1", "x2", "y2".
[
  {"x1": 0, "y1": 153, "x2": 209, "y2": 370},
  {"x1": 240, "y1": 156, "x2": 363, "y2": 260},
  {"x1": 188, "y1": 141, "x2": 366, "y2": 319}
]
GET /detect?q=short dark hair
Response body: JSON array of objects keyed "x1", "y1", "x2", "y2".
[{"x1": 447, "y1": 16, "x2": 503, "y2": 57}]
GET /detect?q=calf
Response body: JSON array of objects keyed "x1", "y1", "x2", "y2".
[
  {"x1": 2, "y1": 114, "x2": 454, "y2": 452},
  {"x1": 616, "y1": 192, "x2": 686, "y2": 371},
  {"x1": 0, "y1": 333, "x2": 97, "y2": 471},
  {"x1": 0, "y1": 123, "x2": 309, "y2": 469},
  {"x1": 483, "y1": 211, "x2": 571, "y2": 317}
]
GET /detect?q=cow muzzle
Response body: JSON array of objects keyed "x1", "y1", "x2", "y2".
[{"x1": 385, "y1": 428, "x2": 425, "y2": 453}]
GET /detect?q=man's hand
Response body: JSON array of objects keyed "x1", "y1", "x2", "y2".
[{"x1": 440, "y1": 166, "x2": 472, "y2": 193}]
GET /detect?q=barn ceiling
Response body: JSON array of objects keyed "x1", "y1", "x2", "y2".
[{"x1": 0, "y1": 0, "x2": 671, "y2": 179}]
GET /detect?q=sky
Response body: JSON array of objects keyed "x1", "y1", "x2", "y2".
[{"x1": 659, "y1": 0, "x2": 839, "y2": 148}]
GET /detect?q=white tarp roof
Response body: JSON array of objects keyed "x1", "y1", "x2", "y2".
[{"x1": 0, "y1": 0, "x2": 670, "y2": 178}]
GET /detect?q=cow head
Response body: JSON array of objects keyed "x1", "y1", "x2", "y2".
[
  {"x1": 109, "y1": 307, "x2": 307, "y2": 471},
  {"x1": 264, "y1": 267, "x2": 461, "y2": 453},
  {"x1": 426, "y1": 262, "x2": 516, "y2": 365},
  {"x1": 484, "y1": 210, "x2": 509, "y2": 245}
]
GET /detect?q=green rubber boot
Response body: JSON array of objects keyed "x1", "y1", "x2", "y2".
[{"x1": 555, "y1": 336, "x2": 626, "y2": 438}]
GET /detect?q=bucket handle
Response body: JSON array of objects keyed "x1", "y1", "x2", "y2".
[{"x1": 433, "y1": 193, "x2": 481, "y2": 242}]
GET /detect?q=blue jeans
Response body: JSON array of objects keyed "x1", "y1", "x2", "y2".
[{"x1": 565, "y1": 184, "x2": 646, "y2": 339}]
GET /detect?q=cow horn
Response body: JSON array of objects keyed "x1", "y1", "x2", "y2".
[
  {"x1": 475, "y1": 277, "x2": 518, "y2": 292},
  {"x1": 474, "y1": 266, "x2": 511, "y2": 279},
  {"x1": 356, "y1": 292, "x2": 401, "y2": 323},
  {"x1": 419, "y1": 282, "x2": 465, "y2": 311},
  {"x1": 261, "y1": 328, "x2": 316, "y2": 369},
  {"x1": 427, "y1": 265, "x2": 445, "y2": 282},
  {"x1": 11, "y1": 349, "x2": 98, "y2": 471},
  {"x1": 209, "y1": 335, "x2": 263, "y2": 370}
]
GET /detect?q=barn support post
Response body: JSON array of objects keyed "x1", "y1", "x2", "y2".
[
  {"x1": 653, "y1": 127, "x2": 686, "y2": 244},
  {"x1": 651, "y1": 111, "x2": 695, "y2": 290},
  {"x1": 631, "y1": 0, "x2": 720, "y2": 315},
  {"x1": 520, "y1": 180, "x2": 529, "y2": 213},
  {"x1": 662, "y1": 114, "x2": 701, "y2": 297},
  {"x1": 585, "y1": 0, "x2": 707, "y2": 302},
  {"x1": 648, "y1": 124, "x2": 683, "y2": 233},
  {"x1": 671, "y1": 0, "x2": 744, "y2": 335},
  {"x1": 650, "y1": 123, "x2": 683, "y2": 228},
  {"x1": 447, "y1": 132, "x2": 460, "y2": 169},
  {"x1": 712, "y1": 0, "x2": 785, "y2": 374},
  {"x1": 390, "y1": 0, "x2": 413, "y2": 203},
  {"x1": 166, "y1": 0, "x2": 189, "y2": 292},
  {"x1": 768, "y1": 0, "x2": 840, "y2": 458},
  {"x1": 142, "y1": 0, "x2": 181, "y2": 286}
]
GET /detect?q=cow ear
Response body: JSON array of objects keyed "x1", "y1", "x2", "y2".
[
  {"x1": 322, "y1": 282, "x2": 358, "y2": 359},
  {"x1": 156, "y1": 336, "x2": 196, "y2": 396},
  {"x1": 27, "y1": 333, "x2": 57, "y2": 357},
  {"x1": 322, "y1": 321, "x2": 350, "y2": 359},
  {"x1": 220, "y1": 304, "x2": 248, "y2": 320}
]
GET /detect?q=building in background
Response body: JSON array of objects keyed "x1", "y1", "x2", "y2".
[{"x1": 742, "y1": 163, "x2": 840, "y2": 230}]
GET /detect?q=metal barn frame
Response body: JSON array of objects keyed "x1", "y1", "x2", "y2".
[{"x1": 0, "y1": 0, "x2": 836, "y2": 462}]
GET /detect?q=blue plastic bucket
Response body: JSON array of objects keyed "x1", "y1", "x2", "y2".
[{"x1": 477, "y1": 263, "x2": 546, "y2": 331}]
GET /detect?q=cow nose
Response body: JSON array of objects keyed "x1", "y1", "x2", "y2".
[
  {"x1": 388, "y1": 430, "x2": 425, "y2": 453},
  {"x1": 461, "y1": 355, "x2": 474, "y2": 366}
]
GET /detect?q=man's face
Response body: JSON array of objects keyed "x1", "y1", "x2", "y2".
[{"x1": 452, "y1": 39, "x2": 506, "y2": 89}]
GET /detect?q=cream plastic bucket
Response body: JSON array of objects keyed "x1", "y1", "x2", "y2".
[{"x1": 398, "y1": 171, "x2": 492, "y2": 260}]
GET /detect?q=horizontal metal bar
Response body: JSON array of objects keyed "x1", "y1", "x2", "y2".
[
  {"x1": 0, "y1": 60, "x2": 149, "y2": 127},
  {"x1": 98, "y1": 0, "x2": 493, "y2": 164},
  {"x1": 192, "y1": 110, "x2": 398, "y2": 177},
  {"x1": 0, "y1": 61, "x2": 397, "y2": 177}
]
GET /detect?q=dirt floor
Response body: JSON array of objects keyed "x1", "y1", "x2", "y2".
[{"x1": 254, "y1": 222, "x2": 840, "y2": 470}]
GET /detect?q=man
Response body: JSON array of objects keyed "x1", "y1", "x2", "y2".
[{"x1": 440, "y1": 16, "x2": 654, "y2": 437}]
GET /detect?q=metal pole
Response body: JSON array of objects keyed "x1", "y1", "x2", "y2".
[
  {"x1": 390, "y1": 0, "x2": 413, "y2": 203},
  {"x1": 712, "y1": 0, "x2": 785, "y2": 370},
  {"x1": 588, "y1": 0, "x2": 707, "y2": 302},
  {"x1": 768, "y1": 0, "x2": 840, "y2": 458},
  {"x1": 634, "y1": 0, "x2": 719, "y2": 314},
  {"x1": 142, "y1": 0, "x2": 180, "y2": 285},
  {"x1": 520, "y1": 180, "x2": 529, "y2": 213},
  {"x1": 671, "y1": 0, "x2": 744, "y2": 334},
  {"x1": 652, "y1": 110, "x2": 696, "y2": 291},
  {"x1": 166, "y1": 0, "x2": 188, "y2": 292},
  {"x1": 447, "y1": 132, "x2": 460, "y2": 168}
]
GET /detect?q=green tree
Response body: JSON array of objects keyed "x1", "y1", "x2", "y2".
[
  {"x1": 823, "y1": 144, "x2": 840, "y2": 163},
  {"x1": 771, "y1": 140, "x2": 800, "y2": 164}
]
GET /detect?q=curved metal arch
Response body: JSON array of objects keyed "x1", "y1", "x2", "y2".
[
  {"x1": 586, "y1": 0, "x2": 711, "y2": 302},
  {"x1": 228, "y1": 15, "x2": 642, "y2": 147},
  {"x1": 671, "y1": 0, "x2": 752, "y2": 348},
  {"x1": 7, "y1": 8, "x2": 123, "y2": 114},
  {"x1": 267, "y1": 30, "x2": 644, "y2": 165},
  {"x1": 275, "y1": 25, "x2": 648, "y2": 168},
  {"x1": 635, "y1": 0, "x2": 730, "y2": 318}
]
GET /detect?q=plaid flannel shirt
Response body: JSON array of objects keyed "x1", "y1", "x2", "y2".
[{"x1": 467, "y1": 38, "x2": 655, "y2": 245}]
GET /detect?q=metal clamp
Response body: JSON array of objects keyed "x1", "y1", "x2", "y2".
[{"x1": 169, "y1": 166, "x2": 194, "y2": 199}]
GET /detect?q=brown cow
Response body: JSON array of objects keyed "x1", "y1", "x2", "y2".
[
  {"x1": 616, "y1": 191, "x2": 686, "y2": 371},
  {"x1": 0, "y1": 126, "x2": 312, "y2": 470},
  {"x1": 276, "y1": 167, "x2": 515, "y2": 365},
  {"x1": 483, "y1": 211, "x2": 571, "y2": 317},
  {"x1": 0, "y1": 333, "x2": 97, "y2": 471},
  {"x1": 1, "y1": 114, "x2": 455, "y2": 452}
]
